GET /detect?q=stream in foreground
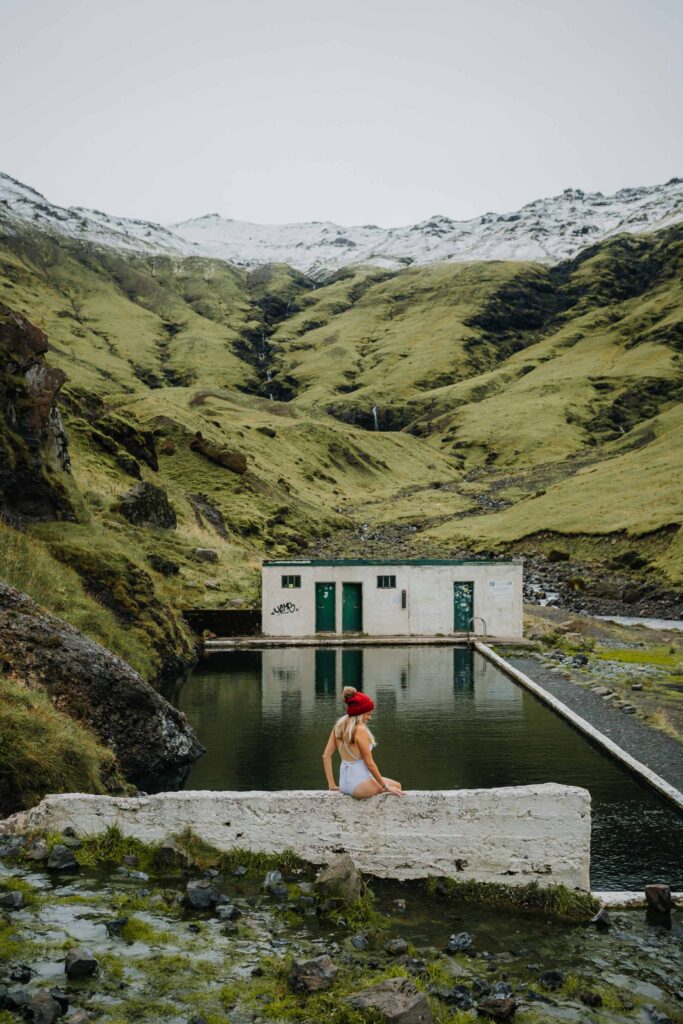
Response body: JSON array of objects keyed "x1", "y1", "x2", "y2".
[{"x1": 0, "y1": 837, "x2": 681, "y2": 1024}]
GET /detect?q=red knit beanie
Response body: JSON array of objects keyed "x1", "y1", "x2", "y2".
[{"x1": 344, "y1": 691, "x2": 375, "y2": 717}]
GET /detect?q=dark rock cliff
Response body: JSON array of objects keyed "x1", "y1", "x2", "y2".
[
  {"x1": 0, "y1": 582, "x2": 204, "y2": 785},
  {"x1": 0, "y1": 303, "x2": 74, "y2": 522}
]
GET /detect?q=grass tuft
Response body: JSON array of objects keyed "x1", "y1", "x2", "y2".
[
  {"x1": 0, "y1": 674, "x2": 124, "y2": 815},
  {"x1": 425, "y1": 876, "x2": 599, "y2": 920}
]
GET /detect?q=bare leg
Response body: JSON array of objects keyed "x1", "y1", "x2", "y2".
[
  {"x1": 351, "y1": 778, "x2": 385, "y2": 799},
  {"x1": 351, "y1": 776, "x2": 404, "y2": 799}
]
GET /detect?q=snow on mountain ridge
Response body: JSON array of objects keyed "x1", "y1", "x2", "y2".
[{"x1": 1, "y1": 171, "x2": 681, "y2": 277}]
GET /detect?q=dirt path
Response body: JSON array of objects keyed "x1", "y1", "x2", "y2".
[{"x1": 504, "y1": 652, "x2": 683, "y2": 792}]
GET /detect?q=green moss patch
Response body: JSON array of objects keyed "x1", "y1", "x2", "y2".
[{"x1": 425, "y1": 876, "x2": 599, "y2": 920}]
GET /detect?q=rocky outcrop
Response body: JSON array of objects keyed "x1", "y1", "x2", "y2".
[
  {"x1": 0, "y1": 582, "x2": 203, "y2": 786},
  {"x1": 0, "y1": 303, "x2": 74, "y2": 521},
  {"x1": 114, "y1": 481, "x2": 177, "y2": 529},
  {"x1": 190, "y1": 431, "x2": 247, "y2": 474}
]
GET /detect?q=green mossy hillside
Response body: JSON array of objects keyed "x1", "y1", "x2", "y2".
[{"x1": 0, "y1": 219, "x2": 681, "y2": 692}]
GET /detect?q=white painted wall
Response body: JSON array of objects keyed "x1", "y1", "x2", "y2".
[
  {"x1": 262, "y1": 562, "x2": 523, "y2": 638},
  {"x1": 0, "y1": 784, "x2": 590, "y2": 889}
]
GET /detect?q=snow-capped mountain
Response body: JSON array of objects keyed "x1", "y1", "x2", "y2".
[{"x1": 1, "y1": 171, "x2": 681, "y2": 278}]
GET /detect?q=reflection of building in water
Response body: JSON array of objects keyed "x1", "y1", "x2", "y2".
[{"x1": 260, "y1": 647, "x2": 522, "y2": 716}]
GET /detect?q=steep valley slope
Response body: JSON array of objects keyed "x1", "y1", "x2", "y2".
[{"x1": 0, "y1": 217, "x2": 681, "y2": 695}]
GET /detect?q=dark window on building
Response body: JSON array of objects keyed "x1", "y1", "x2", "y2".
[
  {"x1": 377, "y1": 575, "x2": 396, "y2": 589},
  {"x1": 282, "y1": 575, "x2": 301, "y2": 589}
]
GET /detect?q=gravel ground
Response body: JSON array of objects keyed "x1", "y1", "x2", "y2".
[{"x1": 503, "y1": 654, "x2": 683, "y2": 792}]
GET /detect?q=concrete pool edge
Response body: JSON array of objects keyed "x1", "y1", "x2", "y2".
[
  {"x1": 0, "y1": 784, "x2": 591, "y2": 890},
  {"x1": 475, "y1": 641, "x2": 683, "y2": 813},
  {"x1": 593, "y1": 891, "x2": 683, "y2": 908}
]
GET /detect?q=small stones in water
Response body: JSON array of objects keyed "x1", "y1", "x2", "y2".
[
  {"x1": 262, "y1": 870, "x2": 288, "y2": 900},
  {"x1": 29, "y1": 990, "x2": 63, "y2": 1024},
  {"x1": 184, "y1": 878, "x2": 222, "y2": 910},
  {"x1": 69, "y1": 1014, "x2": 91, "y2": 1024},
  {"x1": 48, "y1": 988, "x2": 69, "y2": 1013},
  {"x1": 644, "y1": 884, "x2": 674, "y2": 913},
  {"x1": 156, "y1": 842, "x2": 194, "y2": 871},
  {"x1": 64, "y1": 948, "x2": 98, "y2": 979},
  {"x1": 579, "y1": 990, "x2": 603, "y2": 1007},
  {"x1": 288, "y1": 954, "x2": 338, "y2": 993},
  {"x1": 539, "y1": 969, "x2": 564, "y2": 991},
  {"x1": 396, "y1": 955, "x2": 426, "y2": 977},
  {"x1": 428, "y1": 983, "x2": 472, "y2": 1009},
  {"x1": 9, "y1": 964, "x2": 32, "y2": 983},
  {"x1": 104, "y1": 917, "x2": 129, "y2": 937},
  {"x1": 476, "y1": 997, "x2": 518, "y2": 1021},
  {"x1": 0, "y1": 890, "x2": 23, "y2": 911},
  {"x1": 0, "y1": 836, "x2": 26, "y2": 859},
  {"x1": 446, "y1": 931, "x2": 473, "y2": 953},
  {"x1": 215, "y1": 903, "x2": 241, "y2": 921},
  {"x1": 233, "y1": 865, "x2": 248, "y2": 877},
  {"x1": 645, "y1": 1008, "x2": 675, "y2": 1024},
  {"x1": 590, "y1": 907, "x2": 612, "y2": 930},
  {"x1": 384, "y1": 937, "x2": 409, "y2": 956},
  {"x1": 25, "y1": 839, "x2": 50, "y2": 862},
  {"x1": 46, "y1": 845, "x2": 79, "y2": 872},
  {"x1": 492, "y1": 982, "x2": 514, "y2": 998},
  {"x1": 4, "y1": 989, "x2": 30, "y2": 1012},
  {"x1": 351, "y1": 933, "x2": 369, "y2": 951}
]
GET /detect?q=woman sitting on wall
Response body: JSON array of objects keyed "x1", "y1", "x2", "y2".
[{"x1": 322, "y1": 687, "x2": 405, "y2": 798}]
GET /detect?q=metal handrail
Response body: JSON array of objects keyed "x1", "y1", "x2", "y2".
[{"x1": 466, "y1": 616, "x2": 487, "y2": 646}]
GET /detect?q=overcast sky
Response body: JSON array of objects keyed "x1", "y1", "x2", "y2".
[{"x1": 1, "y1": 0, "x2": 681, "y2": 227}]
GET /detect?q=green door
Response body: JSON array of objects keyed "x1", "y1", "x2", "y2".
[
  {"x1": 342, "y1": 583, "x2": 363, "y2": 632},
  {"x1": 453, "y1": 581, "x2": 474, "y2": 631},
  {"x1": 315, "y1": 582, "x2": 336, "y2": 632}
]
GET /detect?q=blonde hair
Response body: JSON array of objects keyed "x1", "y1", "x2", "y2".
[{"x1": 333, "y1": 686, "x2": 375, "y2": 747}]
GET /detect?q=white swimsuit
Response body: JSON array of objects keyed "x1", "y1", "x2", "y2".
[{"x1": 338, "y1": 739, "x2": 376, "y2": 796}]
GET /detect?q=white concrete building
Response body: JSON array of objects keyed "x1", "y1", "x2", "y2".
[{"x1": 261, "y1": 559, "x2": 523, "y2": 639}]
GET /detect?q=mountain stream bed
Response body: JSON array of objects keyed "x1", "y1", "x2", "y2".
[{"x1": 0, "y1": 837, "x2": 681, "y2": 1024}]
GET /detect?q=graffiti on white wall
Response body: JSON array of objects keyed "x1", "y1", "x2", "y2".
[{"x1": 271, "y1": 601, "x2": 298, "y2": 616}]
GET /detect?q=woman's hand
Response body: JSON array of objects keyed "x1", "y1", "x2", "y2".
[
  {"x1": 384, "y1": 784, "x2": 406, "y2": 797},
  {"x1": 328, "y1": 783, "x2": 340, "y2": 792}
]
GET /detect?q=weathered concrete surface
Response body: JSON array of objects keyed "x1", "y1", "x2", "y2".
[{"x1": 0, "y1": 784, "x2": 591, "y2": 889}]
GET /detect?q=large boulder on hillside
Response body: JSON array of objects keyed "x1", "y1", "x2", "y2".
[
  {"x1": 190, "y1": 432, "x2": 247, "y2": 474},
  {"x1": 0, "y1": 304, "x2": 74, "y2": 522},
  {"x1": 115, "y1": 482, "x2": 177, "y2": 529},
  {"x1": 0, "y1": 582, "x2": 203, "y2": 792}
]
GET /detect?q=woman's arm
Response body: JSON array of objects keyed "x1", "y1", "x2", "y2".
[
  {"x1": 355, "y1": 727, "x2": 388, "y2": 791},
  {"x1": 322, "y1": 730, "x2": 339, "y2": 791}
]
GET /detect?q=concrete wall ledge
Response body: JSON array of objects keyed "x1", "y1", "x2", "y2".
[{"x1": 0, "y1": 783, "x2": 591, "y2": 890}]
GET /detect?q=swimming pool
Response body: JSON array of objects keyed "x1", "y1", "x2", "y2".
[{"x1": 173, "y1": 646, "x2": 683, "y2": 890}]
